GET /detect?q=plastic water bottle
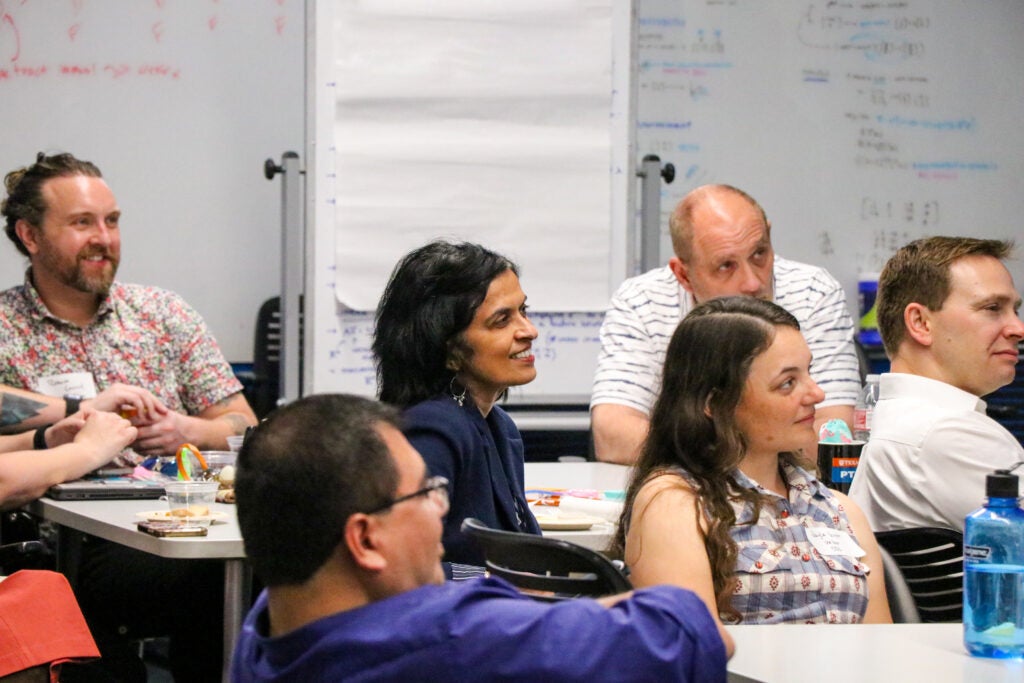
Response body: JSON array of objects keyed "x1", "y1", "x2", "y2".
[
  {"x1": 852, "y1": 374, "x2": 880, "y2": 442},
  {"x1": 963, "y1": 467, "x2": 1024, "y2": 659}
]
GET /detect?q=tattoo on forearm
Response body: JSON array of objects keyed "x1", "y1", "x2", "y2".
[
  {"x1": 225, "y1": 413, "x2": 252, "y2": 435},
  {"x1": 0, "y1": 393, "x2": 48, "y2": 428}
]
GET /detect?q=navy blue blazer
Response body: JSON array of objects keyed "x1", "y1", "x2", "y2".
[{"x1": 403, "y1": 395, "x2": 541, "y2": 570}]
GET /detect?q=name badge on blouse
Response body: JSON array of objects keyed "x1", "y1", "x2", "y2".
[
  {"x1": 805, "y1": 527, "x2": 866, "y2": 558},
  {"x1": 36, "y1": 372, "x2": 97, "y2": 398}
]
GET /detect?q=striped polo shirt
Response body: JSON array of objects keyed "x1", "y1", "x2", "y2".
[{"x1": 591, "y1": 257, "x2": 860, "y2": 415}]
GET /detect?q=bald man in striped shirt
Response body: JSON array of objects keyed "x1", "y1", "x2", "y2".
[{"x1": 592, "y1": 184, "x2": 859, "y2": 465}]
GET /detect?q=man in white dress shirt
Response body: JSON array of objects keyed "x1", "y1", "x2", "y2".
[
  {"x1": 850, "y1": 236, "x2": 1024, "y2": 532},
  {"x1": 591, "y1": 184, "x2": 860, "y2": 464}
]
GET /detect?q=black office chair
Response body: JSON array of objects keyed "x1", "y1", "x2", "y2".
[
  {"x1": 0, "y1": 540, "x2": 46, "y2": 574},
  {"x1": 875, "y1": 527, "x2": 964, "y2": 623},
  {"x1": 0, "y1": 511, "x2": 51, "y2": 574},
  {"x1": 877, "y1": 545, "x2": 921, "y2": 623},
  {"x1": 853, "y1": 338, "x2": 873, "y2": 384},
  {"x1": 249, "y1": 297, "x2": 282, "y2": 419},
  {"x1": 249, "y1": 296, "x2": 304, "y2": 419},
  {"x1": 460, "y1": 517, "x2": 631, "y2": 600}
]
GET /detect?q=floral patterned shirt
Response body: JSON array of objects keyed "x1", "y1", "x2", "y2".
[{"x1": 0, "y1": 272, "x2": 241, "y2": 415}]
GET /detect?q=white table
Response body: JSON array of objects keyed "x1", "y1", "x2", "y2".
[
  {"x1": 524, "y1": 461, "x2": 631, "y2": 491},
  {"x1": 28, "y1": 497, "x2": 247, "y2": 683},
  {"x1": 524, "y1": 461, "x2": 631, "y2": 552},
  {"x1": 725, "y1": 623, "x2": 1024, "y2": 683}
]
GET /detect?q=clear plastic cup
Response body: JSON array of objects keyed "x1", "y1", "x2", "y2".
[
  {"x1": 164, "y1": 480, "x2": 219, "y2": 522},
  {"x1": 182, "y1": 450, "x2": 237, "y2": 488}
]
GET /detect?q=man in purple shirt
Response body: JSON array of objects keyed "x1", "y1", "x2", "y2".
[{"x1": 232, "y1": 393, "x2": 732, "y2": 682}]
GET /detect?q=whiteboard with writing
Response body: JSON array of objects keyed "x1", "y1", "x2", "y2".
[
  {"x1": 635, "y1": 0, "x2": 1024, "y2": 311},
  {"x1": 0, "y1": 0, "x2": 304, "y2": 362},
  {"x1": 307, "y1": 0, "x2": 1024, "y2": 405}
]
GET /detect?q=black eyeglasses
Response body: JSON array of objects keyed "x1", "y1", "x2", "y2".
[{"x1": 365, "y1": 476, "x2": 449, "y2": 515}]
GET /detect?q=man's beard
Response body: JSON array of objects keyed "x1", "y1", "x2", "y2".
[{"x1": 38, "y1": 244, "x2": 119, "y2": 296}]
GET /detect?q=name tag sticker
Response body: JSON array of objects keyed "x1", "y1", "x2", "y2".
[
  {"x1": 805, "y1": 527, "x2": 866, "y2": 558},
  {"x1": 36, "y1": 372, "x2": 97, "y2": 398}
]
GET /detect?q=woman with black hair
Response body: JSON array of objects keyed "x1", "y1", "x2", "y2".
[{"x1": 373, "y1": 240, "x2": 542, "y2": 575}]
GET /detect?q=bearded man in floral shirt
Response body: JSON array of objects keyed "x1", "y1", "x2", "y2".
[
  {"x1": 0, "y1": 152, "x2": 256, "y2": 455},
  {"x1": 0, "y1": 152, "x2": 258, "y2": 682}
]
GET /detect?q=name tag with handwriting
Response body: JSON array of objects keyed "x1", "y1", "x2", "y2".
[
  {"x1": 36, "y1": 372, "x2": 97, "y2": 398},
  {"x1": 805, "y1": 527, "x2": 866, "y2": 558}
]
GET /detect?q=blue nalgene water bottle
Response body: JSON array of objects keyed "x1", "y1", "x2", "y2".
[{"x1": 963, "y1": 468, "x2": 1024, "y2": 659}]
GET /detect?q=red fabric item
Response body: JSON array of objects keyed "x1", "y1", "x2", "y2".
[{"x1": 0, "y1": 570, "x2": 99, "y2": 677}]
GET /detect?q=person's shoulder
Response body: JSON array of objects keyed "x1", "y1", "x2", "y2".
[
  {"x1": 0, "y1": 283, "x2": 27, "y2": 312},
  {"x1": 930, "y1": 401, "x2": 1022, "y2": 447},
  {"x1": 775, "y1": 255, "x2": 842, "y2": 288},
  {"x1": 116, "y1": 281, "x2": 185, "y2": 297},
  {"x1": 457, "y1": 575, "x2": 704, "y2": 616},
  {"x1": 403, "y1": 577, "x2": 532, "y2": 618},
  {"x1": 610, "y1": 266, "x2": 679, "y2": 301},
  {"x1": 404, "y1": 395, "x2": 458, "y2": 420},
  {"x1": 403, "y1": 397, "x2": 473, "y2": 438},
  {"x1": 455, "y1": 576, "x2": 529, "y2": 601},
  {"x1": 0, "y1": 281, "x2": 23, "y2": 298},
  {"x1": 607, "y1": 267, "x2": 682, "y2": 322},
  {"x1": 887, "y1": 374, "x2": 985, "y2": 414},
  {"x1": 634, "y1": 468, "x2": 698, "y2": 510},
  {"x1": 488, "y1": 404, "x2": 518, "y2": 430},
  {"x1": 112, "y1": 282, "x2": 193, "y2": 308},
  {"x1": 774, "y1": 256, "x2": 849, "y2": 319}
]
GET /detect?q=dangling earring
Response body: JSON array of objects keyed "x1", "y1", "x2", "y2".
[{"x1": 449, "y1": 376, "x2": 466, "y2": 407}]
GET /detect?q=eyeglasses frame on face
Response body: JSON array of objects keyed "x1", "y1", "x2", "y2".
[{"x1": 365, "y1": 475, "x2": 450, "y2": 515}]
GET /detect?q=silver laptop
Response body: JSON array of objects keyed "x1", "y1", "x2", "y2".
[{"x1": 47, "y1": 476, "x2": 166, "y2": 501}]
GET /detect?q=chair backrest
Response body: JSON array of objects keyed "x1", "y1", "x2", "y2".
[
  {"x1": 251, "y1": 297, "x2": 305, "y2": 418},
  {"x1": 875, "y1": 527, "x2": 964, "y2": 623},
  {"x1": 0, "y1": 512, "x2": 51, "y2": 574},
  {"x1": 460, "y1": 518, "x2": 632, "y2": 599},
  {"x1": 877, "y1": 544, "x2": 921, "y2": 623},
  {"x1": 250, "y1": 296, "x2": 282, "y2": 419},
  {"x1": 853, "y1": 338, "x2": 872, "y2": 384}
]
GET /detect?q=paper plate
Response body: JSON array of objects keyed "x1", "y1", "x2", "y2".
[
  {"x1": 534, "y1": 515, "x2": 603, "y2": 531},
  {"x1": 136, "y1": 510, "x2": 227, "y2": 526}
]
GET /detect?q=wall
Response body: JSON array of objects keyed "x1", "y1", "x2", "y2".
[{"x1": 0, "y1": 0, "x2": 304, "y2": 362}]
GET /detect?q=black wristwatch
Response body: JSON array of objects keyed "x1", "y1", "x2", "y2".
[
  {"x1": 64, "y1": 394, "x2": 83, "y2": 417},
  {"x1": 33, "y1": 426, "x2": 48, "y2": 450}
]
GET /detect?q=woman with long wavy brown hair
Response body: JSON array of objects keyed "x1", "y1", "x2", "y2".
[{"x1": 612, "y1": 296, "x2": 891, "y2": 626}]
